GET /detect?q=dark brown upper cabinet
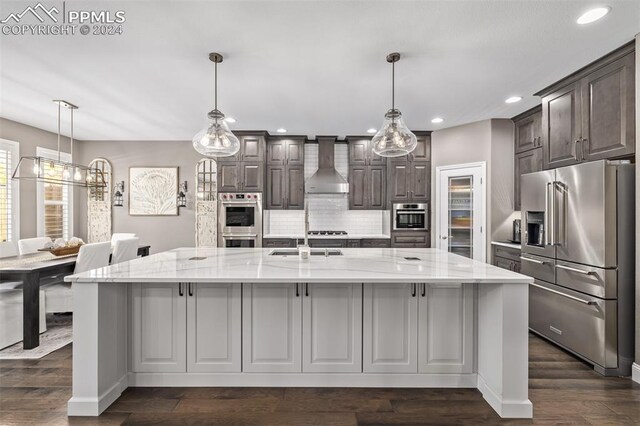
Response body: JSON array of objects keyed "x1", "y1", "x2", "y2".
[
  {"x1": 513, "y1": 106, "x2": 542, "y2": 154},
  {"x1": 217, "y1": 162, "x2": 263, "y2": 192},
  {"x1": 537, "y1": 43, "x2": 635, "y2": 169},
  {"x1": 216, "y1": 132, "x2": 267, "y2": 162},
  {"x1": 266, "y1": 136, "x2": 305, "y2": 209},
  {"x1": 514, "y1": 148, "x2": 543, "y2": 211},
  {"x1": 387, "y1": 132, "x2": 431, "y2": 204},
  {"x1": 346, "y1": 137, "x2": 388, "y2": 210}
]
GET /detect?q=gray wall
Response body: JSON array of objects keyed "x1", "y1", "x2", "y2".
[
  {"x1": 431, "y1": 118, "x2": 516, "y2": 261},
  {"x1": 0, "y1": 117, "x2": 79, "y2": 240},
  {"x1": 635, "y1": 33, "x2": 639, "y2": 374},
  {"x1": 77, "y1": 140, "x2": 201, "y2": 254}
]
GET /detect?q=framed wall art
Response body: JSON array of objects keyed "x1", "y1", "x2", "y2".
[{"x1": 129, "y1": 166, "x2": 178, "y2": 216}]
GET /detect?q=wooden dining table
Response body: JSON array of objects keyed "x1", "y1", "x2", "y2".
[{"x1": 0, "y1": 245, "x2": 150, "y2": 349}]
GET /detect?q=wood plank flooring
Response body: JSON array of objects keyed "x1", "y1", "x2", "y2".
[{"x1": 1, "y1": 334, "x2": 639, "y2": 425}]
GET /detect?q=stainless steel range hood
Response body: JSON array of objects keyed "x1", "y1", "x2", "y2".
[{"x1": 305, "y1": 137, "x2": 349, "y2": 194}]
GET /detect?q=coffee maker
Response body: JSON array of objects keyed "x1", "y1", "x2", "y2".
[{"x1": 512, "y1": 219, "x2": 522, "y2": 243}]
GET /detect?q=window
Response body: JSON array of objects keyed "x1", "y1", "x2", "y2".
[
  {"x1": 37, "y1": 147, "x2": 73, "y2": 240},
  {"x1": 0, "y1": 139, "x2": 19, "y2": 245}
]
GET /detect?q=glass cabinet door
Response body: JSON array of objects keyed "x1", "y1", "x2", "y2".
[{"x1": 448, "y1": 176, "x2": 473, "y2": 258}]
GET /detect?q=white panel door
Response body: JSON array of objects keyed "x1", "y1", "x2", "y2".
[
  {"x1": 303, "y1": 283, "x2": 362, "y2": 373},
  {"x1": 363, "y1": 283, "x2": 418, "y2": 373},
  {"x1": 418, "y1": 283, "x2": 474, "y2": 373},
  {"x1": 187, "y1": 283, "x2": 241, "y2": 372},
  {"x1": 242, "y1": 283, "x2": 302, "y2": 373},
  {"x1": 132, "y1": 283, "x2": 187, "y2": 373}
]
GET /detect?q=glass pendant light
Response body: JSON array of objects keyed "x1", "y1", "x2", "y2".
[
  {"x1": 192, "y1": 53, "x2": 240, "y2": 157},
  {"x1": 12, "y1": 100, "x2": 106, "y2": 188},
  {"x1": 371, "y1": 52, "x2": 417, "y2": 157}
]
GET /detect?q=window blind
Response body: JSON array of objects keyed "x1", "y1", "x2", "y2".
[
  {"x1": 43, "y1": 164, "x2": 69, "y2": 240},
  {"x1": 0, "y1": 146, "x2": 12, "y2": 242}
]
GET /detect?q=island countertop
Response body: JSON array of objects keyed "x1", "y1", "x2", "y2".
[{"x1": 65, "y1": 247, "x2": 532, "y2": 284}]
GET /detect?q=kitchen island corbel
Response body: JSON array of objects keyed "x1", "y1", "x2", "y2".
[{"x1": 65, "y1": 247, "x2": 533, "y2": 419}]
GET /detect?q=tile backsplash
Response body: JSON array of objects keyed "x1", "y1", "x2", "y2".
[{"x1": 264, "y1": 143, "x2": 389, "y2": 236}]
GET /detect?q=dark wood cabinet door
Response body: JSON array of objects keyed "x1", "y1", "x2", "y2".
[
  {"x1": 514, "y1": 148, "x2": 543, "y2": 211},
  {"x1": 360, "y1": 239, "x2": 391, "y2": 248},
  {"x1": 240, "y1": 162, "x2": 263, "y2": 192},
  {"x1": 267, "y1": 139, "x2": 286, "y2": 166},
  {"x1": 217, "y1": 163, "x2": 240, "y2": 192},
  {"x1": 348, "y1": 139, "x2": 368, "y2": 166},
  {"x1": 581, "y1": 52, "x2": 635, "y2": 161},
  {"x1": 515, "y1": 111, "x2": 541, "y2": 153},
  {"x1": 285, "y1": 166, "x2": 305, "y2": 210},
  {"x1": 368, "y1": 166, "x2": 387, "y2": 210},
  {"x1": 410, "y1": 161, "x2": 430, "y2": 202},
  {"x1": 266, "y1": 166, "x2": 285, "y2": 209},
  {"x1": 541, "y1": 81, "x2": 582, "y2": 169},
  {"x1": 411, "y1": 135, "x2": 431, "y2": 161},
  {"x1": 241, "y1": 136, "x2": 264, "y2": 162},
  {"x1": 389, "y1": 161, "x2": 410, "y2": 202},
  {"x1": 286, "y1": 139, "x2": 305, "y2": 166},
  {"x1": 308, "y1": 239, "x2": 346, "y2": 248},
  {"x1": 348, "y1": 166, "x2": 367, "y2": 209},
  {"x1": 263, "y1": 238, "x2": 295, "y2": 248},
  {"x1": 494, "y1": 256, "x2": 514, "y2": 271}
]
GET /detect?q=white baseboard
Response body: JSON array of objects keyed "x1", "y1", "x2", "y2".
[
  {"x1": 67, "y1": 373, "x2": 128, "y2": 416},
  {"x1": 632, "y1": 363, "x2": 640, "y2": 384},
  {"x1": 477, "y1": 375, "x2": 533, "y2": 419},
  {"x1": 129, "y1": 372, "x2": 478, "y2": 388}
]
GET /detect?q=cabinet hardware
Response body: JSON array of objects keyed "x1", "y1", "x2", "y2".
[
  {"x1": 530, "y1": 282, "x2": 596, "y2": 305},
  {"x1": 520, "y1": 256, "x2": 546, "y2": 265},
  {"x1": 411, "y1": 283, "x2": 416, "y2": 297},
  {"x1": 305, "y1": 283, "x2": 309, "y2": 297},
  {"x1": 574, "y1": 140, "x2": 581, "y2": 161},
  {"x1": 178, "y1": 283, "x2": 184, "y2": 297},
  {"x1": 581, "y1": 138, "x2": 588, "y2": 161},
  {"x1": 421, "y1": 283, "x2": 426, "y2": 297},
  {"x1": 296, "y1": 283, "x2": 299, "y2": 297},
  {"x1": 188, "y1": 283, "x2": 193, "y2": 297}
]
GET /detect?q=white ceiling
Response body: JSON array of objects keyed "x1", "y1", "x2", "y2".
[{"x1": 1, "y1": 0, "x2": 639, "y2": 141}]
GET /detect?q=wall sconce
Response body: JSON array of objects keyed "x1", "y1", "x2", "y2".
[
  {"x1": 113, "y1": 181, "x2": 125, "y2": 207},
  {"x1": 177, "y1": 181, "x2": 188, "y2": 208}
]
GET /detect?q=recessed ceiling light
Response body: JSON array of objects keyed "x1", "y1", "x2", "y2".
[
  {"x1": 276, "y1": 128, "x2": 287, "y2": 133},
  {"x1": 431, "y1": 117, "x2": 444, "y2": 124},
  {"x1": 505, "y1": 96, "x2": 523, "y2": 104},
  {"x1": 224, "y1": 117, "x2": 236, "y2": 123},
  {"x1": 577, "y1": 6, "x2": 611, "y2": 25},
  {"x1": 367, "y1": 128, "x2": 377, "y2": 134}
]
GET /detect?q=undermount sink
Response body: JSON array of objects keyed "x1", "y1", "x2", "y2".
[{"x1": 269, "y1": 248, "x2": 343, "y2": 256}]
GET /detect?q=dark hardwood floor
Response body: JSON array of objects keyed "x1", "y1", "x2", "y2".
[{"x1": 1, "y1": 334, "x2": 639, "y2": 425}]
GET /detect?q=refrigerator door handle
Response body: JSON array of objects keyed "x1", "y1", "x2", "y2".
[
  {"x1": 545, "y1": 182, "x2": 556, "y2": 246},
  {"x1": 530, "y1": 282, "x2": 596, "y2": 306},
  {"x1": 520, "y1": 256, "x2": 546, "y2": 265},
  {"x1": 544, "y1": 182, "x2": 551, "y2": 246},
  {"x1": 555, "y1": 264, "x2": 596, "y2": 276},
  {"x1": 554, "y1": 181, "x2": 567, "y2": 247}
]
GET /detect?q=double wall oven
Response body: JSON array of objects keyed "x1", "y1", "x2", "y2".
[
  {"x1": 218, "y1": 193, "x2": 262, "y2": 247},
  {"x1": 393, "y1": 203, "x2": 428, "y2": 231}
]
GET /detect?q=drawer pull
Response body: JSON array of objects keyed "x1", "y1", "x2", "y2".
[
  {"x1": 549, "y1": 326, "x2": 563, "y2": 335},
  {"x1": 530, "y1": 283, "x2": 596, "y2": 306},
  {"x1": 555, "y1": 264, "x2": 595, "y2": 276},
  {"x1": 520, "y1": 256, "x2": 546, "y2": 265}
]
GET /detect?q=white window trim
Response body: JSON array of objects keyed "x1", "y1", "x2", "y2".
[
  {"x1": 36, "y1": 146, "x2": 74, "y2": 239},
  {"x1": 0, "y1": 138, "x2": 20, "y2": 253}
]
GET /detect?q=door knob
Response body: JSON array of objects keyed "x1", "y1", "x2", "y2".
[{"x1": 441, "y1": 236, "x2": 448, "y2": 240}]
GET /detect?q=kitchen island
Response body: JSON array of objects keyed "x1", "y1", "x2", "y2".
[{"x1": 65, "y1": 247, "x2": 533, "y2": 418}]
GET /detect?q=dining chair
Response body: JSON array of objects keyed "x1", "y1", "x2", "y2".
[
  {"x1": 42, "y1": 241, "x2": 112, "y2": 314},
  {"x1": 111, "y1": 233, "x2": 137, "y2": 245},
  {"x1": 18, "y1": 237, "x2": 52, "y2": 255},
  {"x1": 111, "y1": 237, "x2": 140, "y2": 265},
  {"x1": 0, "y1": 242, "x2": 18, "y2": 258}
]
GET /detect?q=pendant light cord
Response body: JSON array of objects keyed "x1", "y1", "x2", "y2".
[
  {"x1": 57, "y1": 102, "x2": 61, "y2": 161},
  {"x1": 391, "y1": 60, "x2": 395, "y2": 111},
  {"x1": 214, "y1": 61, "x2": 218, "y2": 111},
  {"x1": 70, "y1": 107, "x2": 74, "y2": 161}
]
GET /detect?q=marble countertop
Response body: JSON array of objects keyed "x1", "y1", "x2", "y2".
[
  {"x1": 66, "y1": 247, "x2": 532, "y2": 284},
  {"x1": 491, "y1": 241, "x2": 522, "y2": 250},
  {"x1": 263, "y1": 234, "x2": 391, "y2": 239}
]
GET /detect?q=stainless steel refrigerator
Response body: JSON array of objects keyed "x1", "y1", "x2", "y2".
[{"x1": 521, "y1": 160, "x2": 635, "y2": 376}]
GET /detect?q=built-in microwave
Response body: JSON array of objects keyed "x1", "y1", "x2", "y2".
[{"x1": 393, "y1": 203, "x2": 428, "y2": 231}]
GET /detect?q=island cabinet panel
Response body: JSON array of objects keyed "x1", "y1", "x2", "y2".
[
  {"x1": 418, "y1": 283, "x2": 474, "y2": 374},
  {"x1": 302, "y1": 283, "x2": 362, "y2": 373},
  {"x1": 187, "y1": 283, "x2": 241, "y2": 373},
  {"x1": 363, "y1": 283, "x2": 418, "y2": 373},
  {"x1": 242, "y1": 283, "x2": 302, "y2": 373},
  {"x1": 131, "y1": 283, "x2": 187, "y2": 373}
]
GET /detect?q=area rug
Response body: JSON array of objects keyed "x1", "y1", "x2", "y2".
[{"x1": 0, "y1": 314, "x2": 72, "y2": 359}]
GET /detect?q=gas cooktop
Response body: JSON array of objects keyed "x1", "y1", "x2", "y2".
[{"x1": 308, "y1": 230, "x2": 348, "y2": 236}]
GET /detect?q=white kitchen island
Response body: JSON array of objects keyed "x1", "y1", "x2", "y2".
[{"x1": 65, "y1": 247, "x2": 533, "y2": 418}]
